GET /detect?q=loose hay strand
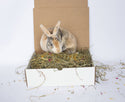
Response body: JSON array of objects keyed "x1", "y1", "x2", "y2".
[
  {"x1": 75, "y1": 68, "x2": 84, "y2": 81},
  {"x1": 27, "y1": 69, "x2": 46, "y2": 90},
  {"x1": 30, "y1": 91, "x2": 55, "y2": 102},
  {"x1": 95, "y1": 61, "x2": 115, "y2": 83},
  {"x1": 15, "y1": 65, "x2": 27, "y2": 75}
]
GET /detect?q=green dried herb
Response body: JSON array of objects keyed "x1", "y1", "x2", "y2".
[{"x1": 29, "y1": 49, "x2": 93, "y2": 70}]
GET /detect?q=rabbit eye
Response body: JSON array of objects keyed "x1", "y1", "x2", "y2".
[
  {"x1": 48, "y1": 42, "x2": 53, "y2": 47},
  {"x1": 50, "y1": 43, "x2": 53, "y2": 46}
]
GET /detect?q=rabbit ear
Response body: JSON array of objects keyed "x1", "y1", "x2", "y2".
[
  {"x1": 53, "y1": 21, "x2": 61, "y2": 36},
  {"x1": 40, "y1": 24, "x2": 51, "y2": 37}
]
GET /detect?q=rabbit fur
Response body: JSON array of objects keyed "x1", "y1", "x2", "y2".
[{"x1": 40, "y1": 21, "x2": 77, "y2": 54}]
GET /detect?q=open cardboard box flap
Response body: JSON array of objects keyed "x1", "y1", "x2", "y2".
[
  {"x1": 34, "y1": 0, "x2": 88, "y2": 8},
  {"x1": 34, "y1": 8, "x2": 89, "y2": 53},
  {"x1": 25, "y1": 0, "x2": 95, "y2": 87},
  {"x1": 34, "y1": 0, "x2": 89, "y2": 53}
]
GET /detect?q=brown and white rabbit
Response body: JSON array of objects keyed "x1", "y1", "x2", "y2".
[{"x1": 40, "y1": 21, "x2": 77, "y2": 54}]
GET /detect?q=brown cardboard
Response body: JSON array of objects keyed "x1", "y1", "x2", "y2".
[
  {"x1": 34, "y1": 8, "x2": 89, "y2": 53},
  {"x1": 34, "y1": 0, "x2": 88, "y2": 8}
]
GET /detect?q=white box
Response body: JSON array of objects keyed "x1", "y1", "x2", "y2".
[{"x1": 26, "y1": 67, "x2": 95, "y2": 88}]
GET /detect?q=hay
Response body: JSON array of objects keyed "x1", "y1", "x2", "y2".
[{"x1": 29, "y1": 49, "x2": 93, "y2": 70}]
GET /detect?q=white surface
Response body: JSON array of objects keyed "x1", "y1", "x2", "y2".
[
  {"x1": 89, "y1": 0, "x2": 125, "y2": 63},
  {"x1": 26, "y1": 67, "x2": 95, "y2": 87},
  {"x1": 0, "y1": 0, "x2": 125, "y2": 102},
  {"x1": 0, "y1": 63, "x2": 125, "y2": 102}
]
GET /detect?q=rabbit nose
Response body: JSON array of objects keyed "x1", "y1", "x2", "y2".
[
  {"x1": 55, "y1": 47, "x2": 62, "y2": 53},
  {"x1": 52, "y1": 40, "x2": 62, "y2": 53},
  {"x1": 52, "y1": 46, "x2": 60, "y2": 53},
  {"x1": 55, "y1": 48, "x2": 61, "y2": 53}
]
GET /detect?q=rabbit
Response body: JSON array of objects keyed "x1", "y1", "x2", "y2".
[{"x1": 40, "y1": 21, "x2": 77, "y2": 54}]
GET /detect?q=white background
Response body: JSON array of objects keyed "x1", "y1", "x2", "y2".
[{"x1": 0, "y1": 0, "x2": 125, "y2": 102}]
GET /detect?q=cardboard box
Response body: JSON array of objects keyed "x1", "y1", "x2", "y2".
[
  {"x1": 34, "y1": 0, "x2": 88, "y2": 8},
  {"x1": 25, "y1": 0, "x2": 95, "y2": 88}
]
